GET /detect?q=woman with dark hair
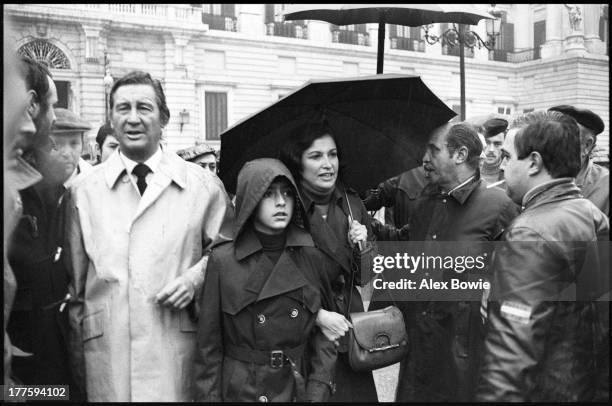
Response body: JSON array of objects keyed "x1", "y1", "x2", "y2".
[
  {"x1": 279, "y1": 122, "x2": 378, "y2": 402},
  {"x1": 194, "y1": 158, "x2": 337, "y2": 402}
]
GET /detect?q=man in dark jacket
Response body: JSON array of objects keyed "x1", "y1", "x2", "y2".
[
  {"x1": 548, "y1": 105, "x2": 609, "y2": 216},
  {"x1": 480, "y1": 118, "x2": 508, "y2": 187},
  {"x1": 476, "y1": 110, "x2": 609, "y2": 401},
  {"x1": 395, "y1": 122, "x2": 519, "y2": 402}
]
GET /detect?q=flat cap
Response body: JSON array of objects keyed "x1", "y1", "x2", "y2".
[
  {"x1": 176, "y1": 143, "x2": 217, "y2": 162},
  {"x1": 483, "y1": 117, "x2": 508, "y2": 138},
  {"x1": 52, "y1": 108, "x2": 91, "y2": 134},
  {"x1": 548, "y1": 105, "x2": 604, "y2": 135}
]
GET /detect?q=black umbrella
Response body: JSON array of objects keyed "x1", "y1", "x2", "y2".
[
  {"x1": 219, "y1": 74, "x2": 455, "y2": 194},
  {"x1": 281, "y1": 4, "x2": 494, "y2": 73}
]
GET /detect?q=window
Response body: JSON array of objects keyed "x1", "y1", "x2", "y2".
[
  {"x1": 204, "y1": 92, "x2": 228, "y2": 141},
  {"x1": 523, "y1": 108, "x2": 534, "y2": 113},
  {"x1": 440, "y1": 23, "x2": 474, "y2": 58},
  {"x1": 331, "y1": 24, "x2": 369, "y2": 46},
  {"x1": 533, "y1": 20, "x2": 546, "y2": 59},
  {"x1": 491, "y1": 11, "x2": 514, "y2": 62},
  {"x1": 202, "y1": 4, "x2": 236, "y2": 31},
  {"x1": 600, "y1": 5, "x2": 609, "y2": 55},
  {"x1": 497, "y1": 106, "x2": 512, "y2": 115},
  {"x1": 17, "y1": 39, "x2": 71, "y2": 69},
  {"x1": 389, "y1": 25, "x2": 424, "y2": 51},
  {"x1": 54, "y1": 80, "x2": 70, "y2": 109},
  {"x1": 265, "y1": 4, "x2": 307, "y2": 38}
]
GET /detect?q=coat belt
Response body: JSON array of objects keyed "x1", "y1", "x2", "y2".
[{"x1": 225, "y1": 343, "x2": 307, "y2": 401}]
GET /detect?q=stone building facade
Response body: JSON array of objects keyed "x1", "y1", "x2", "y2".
[{"x1": 4, "y1": 3, "x2": 609, "y2": 162}]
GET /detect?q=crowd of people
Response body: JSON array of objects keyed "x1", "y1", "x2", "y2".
[{"x1": 4, "y1": 43, "x2": 609, "y2": 403}]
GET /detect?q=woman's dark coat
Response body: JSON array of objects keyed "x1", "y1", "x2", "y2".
[
  {"x1": 299, "y1": 182, "x2": 379, "y2": 402},
  {"x1": 193, "y1": 159, "x2": 337, "y2": 402}
]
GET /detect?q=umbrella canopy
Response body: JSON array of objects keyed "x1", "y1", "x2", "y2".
[
  {"x1": 282, "y1": 4, "x2": 495, "y2": 73},
  {"x1": 219, "y1": 74, "x2": 456, "y2": 194}
]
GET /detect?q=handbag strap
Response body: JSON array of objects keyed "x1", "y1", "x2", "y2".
[{"x1": 344, "y1": 188, "x2": 399, "y2": 318}]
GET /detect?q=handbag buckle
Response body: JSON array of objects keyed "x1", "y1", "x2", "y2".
[{"x1": 270, "y1": 350, "x2": 284, "y2": 369}]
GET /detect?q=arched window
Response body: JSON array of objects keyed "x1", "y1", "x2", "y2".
[{"x1": 17, "y1": 39, "x2": 71, "y2": 70}]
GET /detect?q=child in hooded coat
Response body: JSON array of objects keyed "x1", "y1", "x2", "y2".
[{"x1": 194, "y1": 158, "x2": 337, "y2": 402}]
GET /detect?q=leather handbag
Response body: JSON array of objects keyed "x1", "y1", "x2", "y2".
[
  {"x1": 347, "y1": 305, "x2": 409, "y2": 372},
  {"x1": 343, "y1": 190, "x2": 409, "y2": 372}
]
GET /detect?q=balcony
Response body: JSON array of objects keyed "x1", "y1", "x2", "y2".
[
  {"x1": 202, "y1": 13, "x2": 237, "y2": 32},
  {"x1": 489, "y1": 49, "x2": 508, "y2": 62},
  {"x1": 4, "y1": 4, "x2": 203, "y2": 28},
  {"x1": 332, "y1": 30, "x2": 370, "y2": 46},
  {"x1": 266, "y1": 21, "x2": 308, "y2": 39},
  {"x1": 507, "y1": 48, "x2": 536, "y2": 63},
  {"x1": 442, "y1": 44, "x2": 475, "y2": 58},
  {"x1": 390, "y1": 37, "x2": 425, "y2": 52}
]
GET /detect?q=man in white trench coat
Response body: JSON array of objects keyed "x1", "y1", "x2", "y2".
[{"x1": 64, "y1": 71, "x2": 231, "y2": 401}]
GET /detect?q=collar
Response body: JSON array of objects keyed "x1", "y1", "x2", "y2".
[
  {"x1": 438, "y1": 174, "x2": 479, "y2": 205},
  {"x1": 119, "y1": 146, "x2": 163, "y2": 175},
  {"x1": 105, "y1": 146, "x2": 186, "y2": 190},
  {"x1": 300, "y1": 183, "x2": 345, "y2": 213},
  {"x1": 574, "y1": 159, "x2": 592, "y2": 188},
  {"x1": 235, "y1": 223, "x2": 314, "y2": 261},
  {"x1": 5, "y1": 155, "x2": 43, "y2": 191},
  {"x1": 521, "y1": 177, "x2": 579, "y2": 210}
]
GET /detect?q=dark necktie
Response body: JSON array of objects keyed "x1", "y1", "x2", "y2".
[{"x1": 132, "y1": 163, "x2": 151, "y2": 195}]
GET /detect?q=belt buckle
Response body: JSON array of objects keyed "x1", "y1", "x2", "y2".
[{"x1": 270, "y1": 350, "x2": 284, "y2": 369}]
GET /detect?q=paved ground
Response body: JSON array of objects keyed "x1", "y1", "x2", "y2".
[
  {"x1": 373, "y1": 363, "x2": 399, "y2": 402},
  {"x1": 361, "y1": 283, "x2": 400, "y2": 402}
]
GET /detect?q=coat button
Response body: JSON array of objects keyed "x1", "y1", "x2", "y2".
[
  {"x1": 257, "y1": 314, "x2": 266, "y2": 324},
  {"x1": 290, "y1": 308, "x2": 299, "y2": 318},
  {"x1": 432, "y1": 234, "x2": 437, "y2": 240},
  {"x1": 442, "y1": 199, "x2": 447, "y2": 203},
  {"x1": 258, "y1": 395, "x2": 268, "y2": 402}
]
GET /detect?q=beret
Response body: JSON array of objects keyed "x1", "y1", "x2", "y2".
[
  {"x1": 483, "y1": 117, "x2": 508, "y2": 138},
  {"x1": 52, "y1": 108, "x2": 91, "y2": 134},
  {"x1": 548, "y1": 105, "x2": 604, "y2": 135},
  {"x1": 176, "y1": 143, "x2": 217, "y2": 162}
]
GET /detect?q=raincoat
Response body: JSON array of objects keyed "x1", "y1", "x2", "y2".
[
  {"x1": 194, "y1": 158, "x2": 337, "y2": 402},
  {"x1": 64, "y1": 149, "x2": 231, "y2": 401}
]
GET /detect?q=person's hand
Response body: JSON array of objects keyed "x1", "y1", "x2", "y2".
[
  {"x1": 347, "y1": 219, "x2": 367, "y2": 246},
  {"x1": 316, "y1": 309, "x2": 352, "y2": 343},
  {"x1": 155, "y1": 275, "x2": 195, "y2": 310}
]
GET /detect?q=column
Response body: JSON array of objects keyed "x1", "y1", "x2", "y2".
[
  {"x1": 307, "y1": 21, "x2": 332, "y2": 43},
  {"x1": 540, "y1": 3, "x2": 563, "y2": 58},
  {"x1": 237, "y1": 4, "x2": 264, "y2": 36},
  {"x1": 514, "y1": 4, "x2": 531, "y2": 50},
  {"x1": 583, "y1": 4, "x2": 606, "y2": 54}
]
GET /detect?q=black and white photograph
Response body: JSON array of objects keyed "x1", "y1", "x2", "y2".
[{"x1": 3, "y1": 3, "x2": 610, "y2": 403}]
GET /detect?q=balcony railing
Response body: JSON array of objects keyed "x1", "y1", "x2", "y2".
[
  {"x1": 332, "y1": 30, "x2": 369, "y2": 46},
  {"x1": 266, "y1": 21, "x2": 307, "y2": 39},
  {"x1": 489, "y1": 49, "x2": 508, "y2": 62},
  {"x1": 390, "y1": 37, "x2": 425, "y2": 52},
  {"x1": 442, "y1": 44, "x2": 475, "y2": 58},
  {"x1": 507, "y1": 48, "x2": 535, "y2": 63},
  {"x1": 202, "y1": 13, "x2": 237, "y2": 32},
  {"x1": 5, "y1": 4, "x2": 203, "y2": 25}
]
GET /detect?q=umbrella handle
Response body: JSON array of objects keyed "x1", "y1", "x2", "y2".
[{"x1": 344, "y1": 190, "x2": 364, "y2": 251}]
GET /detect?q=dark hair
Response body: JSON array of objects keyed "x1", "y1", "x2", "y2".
[
  {"x1": 20, "y1": 56, "x2": 52, "y2": 112},
  {"x1": 277, "y1": 121, "x2": 344, "y2": 182},
  {"x1": 445, "y1": 122, "x2": 482, "y2": 170},
  {"x1": 95, "y1": 123, "x2": 115, "y2": 149},
  {"x1": 511, "y1": 110, "x2": 581, "y2": 178},
  {"x1": 109, "y1": 71, "x2": 170, "y2": 127}
]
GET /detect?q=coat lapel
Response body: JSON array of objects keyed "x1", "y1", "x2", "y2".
[
  {"x1": 257, "y1": 251, "x2": 309, "y2": 302},
  {"x1": 130, "y1": 151, "x2": 187, "y2": 226}
]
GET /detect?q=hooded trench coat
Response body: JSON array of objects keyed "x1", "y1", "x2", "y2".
[
  {"x1": 194, "y1": 159, "x2": 337, "y2": 402},
  {"x1": 64, "y1": 149, "x2": 231, "y2": 401}
]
